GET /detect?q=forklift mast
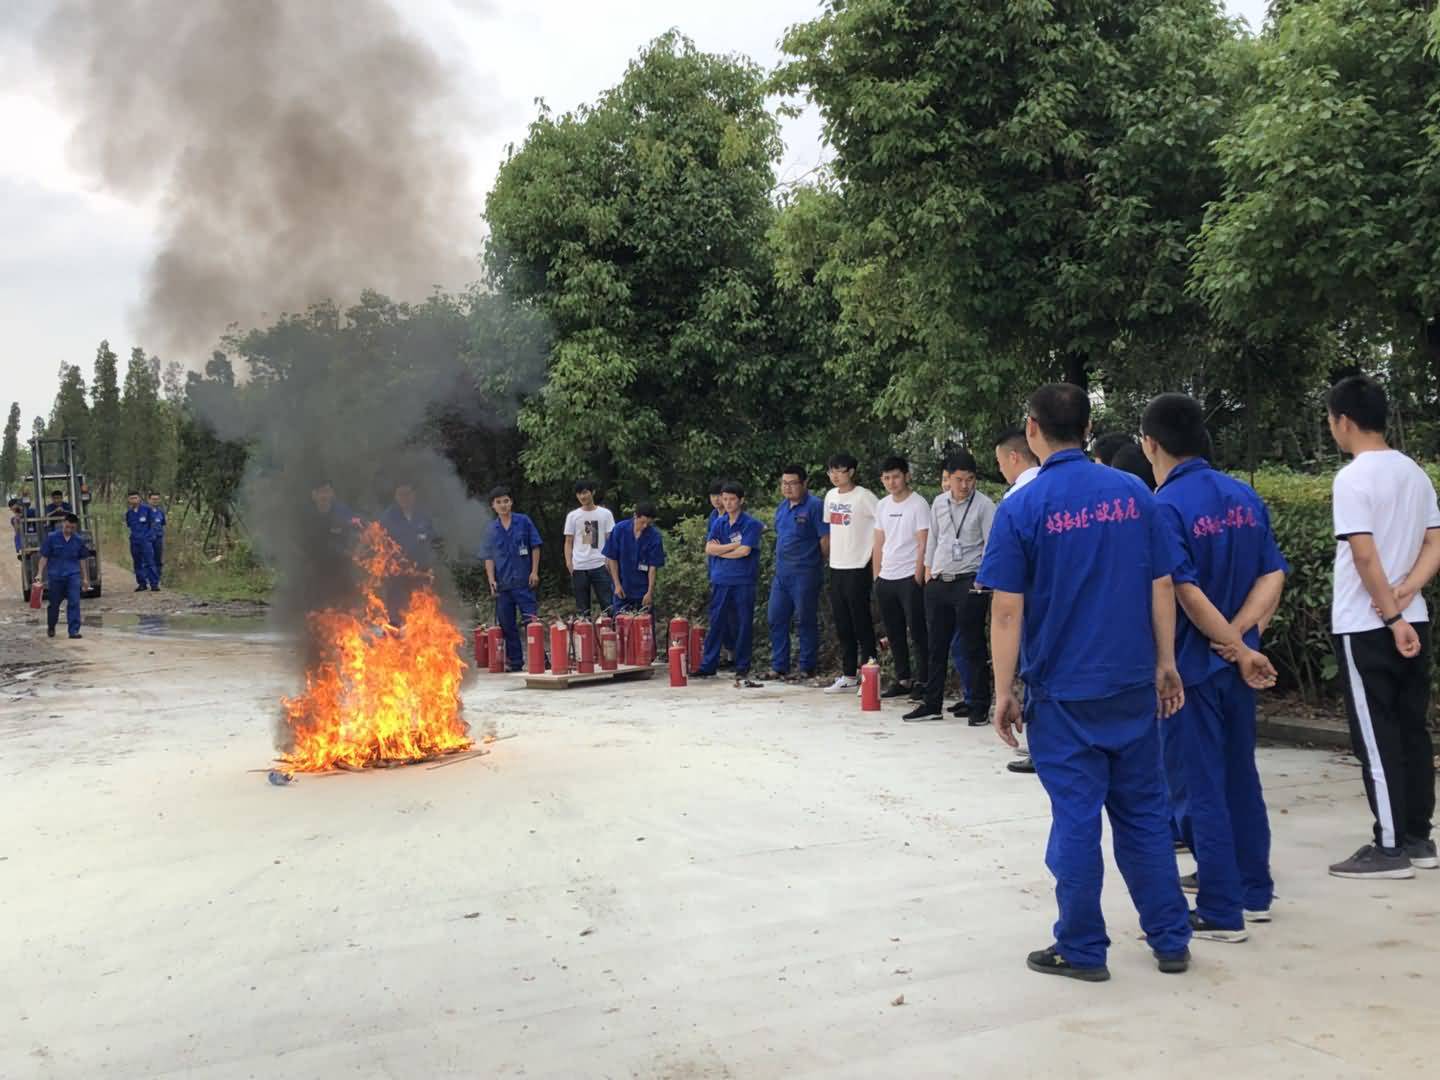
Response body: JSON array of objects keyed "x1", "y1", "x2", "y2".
[{"x1": 16, "y1": 436, "x2": 103, "y2": 601}]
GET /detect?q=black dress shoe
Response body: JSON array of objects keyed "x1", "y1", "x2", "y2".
[
  {"x1": 68, "y1": 633, "x2": 82, "y2": 639},
  {"x1": 134, "y1": 585, "x2": 149, "y2": 592},
  {"x1": 47, "y1": 626, "x2": 56, "y2": 638},
  {"x1": 879, "y1": 682, "x2": 911, "y2": 699},
  {"x1": 902, "y1": 704, "x2": 944, "y2": 722},
  {"x1": 1007, "y1": 755, "x2": 1037, "y2": 774},
  {"x1": 692, "y1": 669, "x2": 718, "y2": 679},
  {"x1": 948, "y1": 700, "x2": 971, "y2": 717}
]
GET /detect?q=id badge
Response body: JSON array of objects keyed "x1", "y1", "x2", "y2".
[
  {"x1": 951, "y1": 539, "x2": 964, "y2": 562},
  {"x1": 518, "y1": 544, "x2": 529, "y2": 556},
  {"x1": 638, "y1": 563, "x2": 650, "y2": 572}
]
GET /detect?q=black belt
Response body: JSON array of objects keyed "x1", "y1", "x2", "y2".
[{"x1": 933, "y1": 572, "x2": 977, "y2": 583}]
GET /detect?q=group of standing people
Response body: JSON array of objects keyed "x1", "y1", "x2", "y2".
[{"x1": 124, "y1": 491, "x2": 167, "y2": 592}]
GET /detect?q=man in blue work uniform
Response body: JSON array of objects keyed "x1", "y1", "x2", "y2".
[
  {"x1": 695, "y1": 481, "x2": 764, "y2": 685},
  {"x1": 483, "y1": 485, "x2": 542, "y2": 672},
  {"x1": 978, "y1": 383, "x2": 1192, "y2": 981},
  {"x1": 147, "y1": 492, "x2": 168, "y2": 583},
  {"x1": 603, "y1": 501, "x2": 666, "y2": 614},
  {"x1": 707, "y1": 480, "x2": 737, "y2": 669},
  {"x1": 1142, "y1": 394, "x2": 1289, "y2": 938},
  {"x1": 379, "y1": 482, "x2": 439, "y2": 622},
  {"x1": 125, "y1": 490, "x2": 159, "y2": 592},
  {"x1": 766, "y1": 466, "x2": 829, "y2": 682},
  {"x1": 43, "y1": 490, "x2": 73, "y2": 534},
  {"x1": 38, "y1": 513, "x2": 90, "y2": 639}
]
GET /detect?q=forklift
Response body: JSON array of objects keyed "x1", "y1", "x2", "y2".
[{"x1": 17, "y1": 436, "x2": 103, "y2": 601}]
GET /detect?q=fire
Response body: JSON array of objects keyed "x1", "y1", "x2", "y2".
[{"x1": 279, "y1": 521, "x2": 472, "y2": 771}]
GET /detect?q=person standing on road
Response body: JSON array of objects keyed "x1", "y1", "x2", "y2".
[
  {"x1": 993, "y1": 429, "x2": 1042, "y2": 773},
  {"x1": 978, "y1": 383, "x2": 1192, "y2": 982},
  {"x1": 483, "y1": 486, "x2": 542, "y2": 673},
  {"x1": 765, "y1": 466, "x2": 829, "y2": 683},
  {"x1": 379, "y1": 482, "x2": 439, "y2": 622},
  {"x1": 38, "y1": 513, "x2": 90, "y2": 639},
  {"x1": 706, "y1": 480, "x2": 736, "y2": 669},
  {"x1": 147, "y1": 492, "x2": 168, "y2": 584},
  {"x1": 9, "y1": 498, "x2": 24, "y2": 556},
  {"x1": 1324, "y1": 374, "x2": 1440, "y2": 879},
  {"x1": 603, "y1": 501, "x2": 665, "y2": 616},
  {"x1": 564, "y1": 480, "x2": 615, "y2": 618},
  {"x1": 907, "y1": 450, "x2": 995, "y2": 723},
  {"x1": 822, "y1": 454, "x2": 879, "y2": 693},
  {"x1": 873, "y1": 456, "x2": 930, "y2": 699},
  {"x1": 694, "y1": 482, "x2": 764, "y2": 685},
  {"x1": 125, "y1": 490, "x2": 159, "y2": 592},
  {"x1": 1142, "y1": 393, "x2": 1288, "y2": 940}
]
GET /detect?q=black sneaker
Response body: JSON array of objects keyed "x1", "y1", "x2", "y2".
[
  {"x1": 1179, "y1": 872, "x2": 1198, "y2": 894},
  {"x1": 691, "y1": 670, "x2": 718, "y2": 679},
  {"x1": 47, "y1": 626, "x2": 56, "y2": 638},
  {"x1": 1007, "y1": 755, "x2": 1036, "y2": 774},
  {"x1": 1188, "y1": 910, "x2": 1248, "y2": 943},
  {"x1": 1329, "y1": 843, "x2": 1414, "y2": 880},
  {"x1": 68, "y1": 633, "x2": 82, "y2": 639},
  {"x1": 1404, "y1": 837, "x2": 1438, "y2": 870},
  {"x1": 948, "y1": 700, "x2": 971, "y2": 717},
  {"x1": 1155, "y1": 948, "x2": 1191, "y2": 974},
  {"x1": 907, "y1": 684, "x2": 926, "y2": 701},
  {"x1": 150, "y1": 585, "x2": 161, "y2": 592},
  {"x1": 134, "y1": 585, "x2": 149, "y2": 592},
  {"x1": 1025, "y1": 945, "x2": 1109, "y2": 982},
  {"x1": 966, "y1": 705, "x2": 991, "y2": 727},
  {"x1": 902, "y1": 704, "x2": 944, "y2": 722},
  {"x1": 879, "y1": 682, "x2": 911, "y2": 699}
]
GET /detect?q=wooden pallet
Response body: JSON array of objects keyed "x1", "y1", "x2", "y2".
[{"x1": 520, "y1": 663, "x2": 657, "y2": 690}]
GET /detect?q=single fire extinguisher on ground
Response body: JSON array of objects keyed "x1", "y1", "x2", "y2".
[
  {"x1": 615, "y1": 612, "x2": 634, "y2": 666},
  {"x1": 473, "y1": 625, "x2": 489, "y2": 668},
  {"x1": 636, "y1": 612, "x2": 655, "y2": 665},
  {"x1": 860, "y1": 657, "x2": 881, "y2": 712},
  {"x1": 599, "y1": 628, "x2": 619, "y2": 671},
  {"x1": 486, "y1": 625, "x2": 505, "y2": 673},
  {"x1": 688, "y1": 625, "x2": 705, "y2": 673},
  {"x1": 669, "y1": 615, "x2": 690, "y2": 653},
  {"x1": 526, "y1": 620, "x2": 546, "y2": 675},
  {"x1": 549, "y1": 620, "x2": 570, "y2": 675},
  {"x1": 575, "y1": 620, "x2": 596, "y2": 674},
  {"x1": 668, "y1": 642, "x2": 687, "y2": 687}
]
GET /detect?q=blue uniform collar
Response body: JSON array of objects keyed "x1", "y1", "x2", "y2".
[
  {"x1": 1157, "y1": 457, "x2": 1211, "y2": 491},
  {"x1": 1039, "y1": 447, "x2": 1087, "y2": 473}
]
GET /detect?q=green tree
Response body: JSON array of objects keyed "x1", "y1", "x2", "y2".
[
  {"x1": 120, "y1": 346, "x2": 163, "y2": 490},
  {"x1": 486, "y1": 32, "x2": 843, "y2": 509},
  {"x1": 1193, "y1": 0, "x2": 1440, "y2": 452},
  {"x1": 89, "y1": 339, "x2": 121, "y2": 496},
  {"x1": 1, "y1": 402, "x2": 20, "y2": 495},
  {"x1": 775, "y1": 0, "x2": 1239, "y2": 436},
  {"x1": 48, "y1": 363, "x2": 91, "y2": 446}
]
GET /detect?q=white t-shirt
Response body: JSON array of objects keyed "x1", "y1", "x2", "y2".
[
  {"x1": 1331, "y1": 449, "x2": 1440, "y2": 634},
  {"x1": 563, "y1": 506, "x2": 615, "y2": 572},
  {"x1": 824, "y1": 485, "x2": 880, "y2": 570},
  {"x1": 874, "y1": 492, "x2": 930, "y2": 580}
]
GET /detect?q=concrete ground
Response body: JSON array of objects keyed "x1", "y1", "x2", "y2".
[{"x1": 2, "y1": 616, "x2": 1437, "y2": 1080}]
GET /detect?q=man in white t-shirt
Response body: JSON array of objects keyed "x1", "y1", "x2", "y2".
[
  {"x1": 563, "y1": 479, "x2": 616, "y2": 616},
  {"x1": 1325, "y1": 375, "x2": 1440, "y2": 879},
  {"x1": 994, "y1": 428, "x2": 1042, "y2": 773},
  {"x1": 822, "y1": 452, "x2": 880, "y2": 692},
  {"x1": 873, "y1": 455, "x2": 930, "y2": 698}
]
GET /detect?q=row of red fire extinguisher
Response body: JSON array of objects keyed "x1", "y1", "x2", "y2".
[{"x1": 471, "y1": 614, "x2": 708, "y2": 685}]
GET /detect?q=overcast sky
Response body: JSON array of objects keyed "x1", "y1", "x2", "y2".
[{"x1": 0, "y1": 0, "x2": 1270, "y2": 428}]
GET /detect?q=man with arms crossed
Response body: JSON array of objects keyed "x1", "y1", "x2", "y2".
[
  {"x1": 979, "y1": 384, "x2": 1191, "y2": 981},
  {"x1": 1325, "y1": 374, "x2": 1440, "y2": 878},
  {"x1": 873, "y1": 456, "x2": 930, "y2": 699},
  {"x1": 822, "y1": 454, "x2": 879, "y2": 693}
]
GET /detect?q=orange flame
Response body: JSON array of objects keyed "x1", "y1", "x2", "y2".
[{"x1": 279, "y1": 521, "x2": 472, "y2": 771}]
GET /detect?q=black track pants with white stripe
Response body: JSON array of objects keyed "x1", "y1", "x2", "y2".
[{"x1": 1333, "y1": 623, "x2": 1435, "y2": 850}]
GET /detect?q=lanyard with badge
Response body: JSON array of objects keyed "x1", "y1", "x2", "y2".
[{"x1": 946, "y1": 495, "x2": 975, "y2": 565}]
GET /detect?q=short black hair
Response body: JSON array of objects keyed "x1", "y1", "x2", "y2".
[
  {"x1": 148, "y1": 490, "x2": 162, "y2": 498},
  {"x1": 826, "y1": 452, "x2": 858, "y2": 471},
  {"x1": 779, "y1": 464, "x2": 807, "y2": 483},
  {"x1": 1141, "y1": 394, "x2": 1211, "y2": 459},
  {"x1": 720, "y1": 481, "x2": 745, "y2": 498},
  {"x1": 63, "y1": 512, "x2": 80, "y2": 525},
  {"x1": 1028, "y1": 383, "x2": 1090, "y2": 445},
  {"x1": 634, "y1": 500, "x2": 657, "y2": 519},
  {"x1": 708, "y1": 479, "x2": 724, "y2": 496},
  {"x1": 1090, "y1": 432, "x2": 1135, "y2": 466},
  {"x1": 574, "y1": 478, "x2": 597, "y2": 494},
  {"x1": 127, "y1": 489, "x2": 141, "y2": 498},
  {"x1": 943, "y1": 450, "x2": 978, "y2": 475},
  {"x1": 1327, "y1": 374, "x2": 1387, "y2": 433},
  {"x1": 994, "y1": 427, "x2": 1038, "y2": 464},
  {"x1": 1110, "y1": 443, "x2": 1157, "y2": 491},
  {"x1": 488, "y1": 485, "x2": 512, "y2": 502},
  {"x1": 50, "y1": 489, "x2": 63, "y2": 499},
  {"x1": 879, "y1": 454, "x2": 909, "y2": 475},
  {"x1": 8, "y1": 498, "x2": 21, "y2": 509}
]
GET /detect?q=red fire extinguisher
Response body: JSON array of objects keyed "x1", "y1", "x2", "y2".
[
  {"x1": 860, "y1": 658, "x2": 881, "y2": 711},
  {"x1": 487, "y1": 625, "x2": 505, "y2": 673},
  {"x1": 473, "y1": 625, "x2": 488, "y2": 668},
  {"x1": 688, "y1": 625, "x2": 705, "y2": 674},
  {"x1": 526, "y1": 620, "x2": 546, "y2": 675},
  {"x1": 668, "y1": 642, "x2": 687, "y2": 687},
  {"x1": 669, "y1": 615, "x2": 689, "y2": 652},
  {"x1": 636, "y1": 612, "x2": 655, "y2": 665},
  {"x1": 599, "y1": 628, "x2": 619, "y2": 671},
  {"x1": 575, "y1": 621, "x2": 596, "y2": 674},
  {"x1": 615, "y1": 612, "x2": 634, "y2": 666},
  {"x1": 549, "y1": 620, "x2": 570, "y2": 675},
  {"x1": 29, "y1": 580, "x2": 43, "y2": 610}
]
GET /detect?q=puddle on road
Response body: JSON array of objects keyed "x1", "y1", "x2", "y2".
[{"x1": 85, "y1": 612, "x2": 289, "y2": 643}]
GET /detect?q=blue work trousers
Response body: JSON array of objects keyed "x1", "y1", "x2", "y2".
[
  {"x1": 47, "y1": 572, "x2": 82, "y2": 636},
  {"x1": 1164, "y1": 668, "x2": 1273, "y2": 924},
  {"x1": 495, "y1": 585, "x2": 539, "y2": 672},
  {"x1": 1027, "y1": 688, "x2": 1192, "y2": 968},
  {"x1": 700, "y1": 584, "x2": 756, "y2": 674},
  {"x1": 767, "y1": 569, "x2": 822, "y2": 674},
  {"x1": 130, "y1": 538, "x2": 158, "y2": 588},
  {"x1": 153, "y1": 537, "x2": 165, "y2": 581}
]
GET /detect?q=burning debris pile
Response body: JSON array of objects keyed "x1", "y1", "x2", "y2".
[{"x1": 279, "y1": 522, "x2": 472, "y2": 772}]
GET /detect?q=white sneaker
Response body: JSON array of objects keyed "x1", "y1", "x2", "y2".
[{"x1": 824, "y1": 675, "x2": 858, "y2": 694}]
